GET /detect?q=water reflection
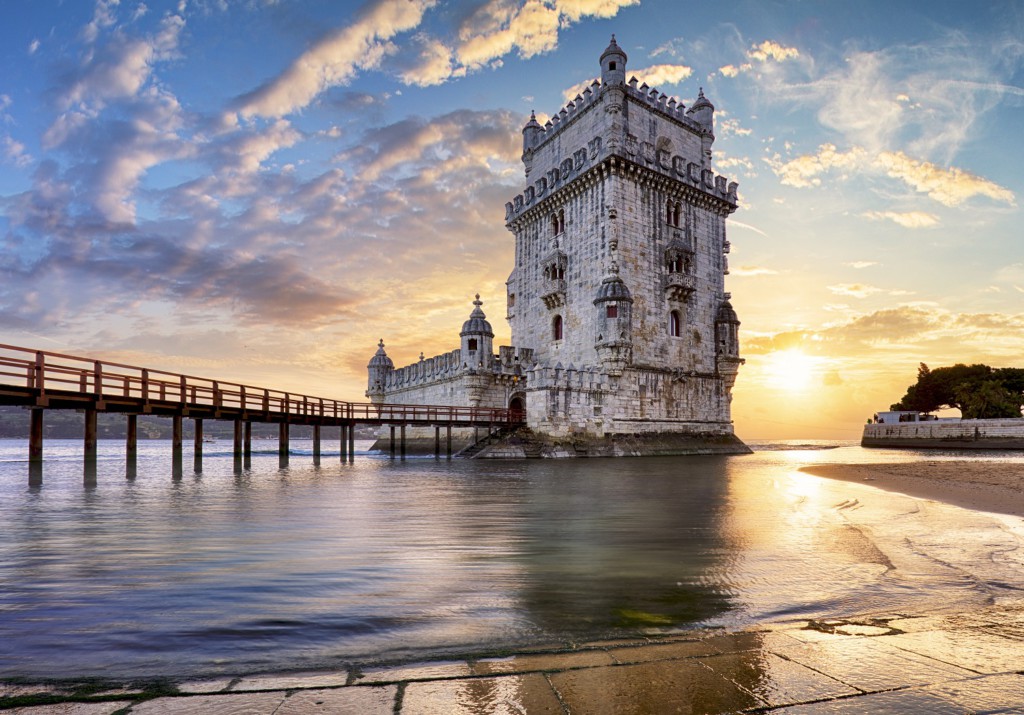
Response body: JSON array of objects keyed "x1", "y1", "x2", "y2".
[{"x1": 0, "y1": 440, "x2": 1021, "y2": 680}]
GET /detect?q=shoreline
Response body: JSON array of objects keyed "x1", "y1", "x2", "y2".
[{"x1": 800, "y1": 461, "x2": 1024, "y2": 517}]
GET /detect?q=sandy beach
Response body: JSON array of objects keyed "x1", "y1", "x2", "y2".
[{"x1": 801, "y1": 461, "x2": 1024, "y2": 517}]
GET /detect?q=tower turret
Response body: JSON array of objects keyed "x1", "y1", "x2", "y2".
[
  {"x1": 687, "y1": 88, "x2": 716, "y2": 163},
  {"x1": 366, "y1": 339, "x2": 394, "y2": 404},
  {"x1": 600, "y1": 35, "x2": 627, "y2": 86},
  {"x1": 460, "y1": 295, "x2": 494, "y2": 370},
  {"x1": 593, "y1": 266, "x2": 633, "y2": 376},
  {"x1": 715, "y1": 300, "x2": 743, "y2": 393}
]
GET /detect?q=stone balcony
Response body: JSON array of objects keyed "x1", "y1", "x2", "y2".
[
  {"x1": 541, "y1": 279, "x2": 567, "y2": 309},
  {"x1": 664, "y1": 273, "x2": 696, "y2": 302}
]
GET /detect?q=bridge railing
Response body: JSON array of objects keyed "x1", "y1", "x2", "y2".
[{"x1": 0, "y1": 343, "x2": 522, "y2": 425}]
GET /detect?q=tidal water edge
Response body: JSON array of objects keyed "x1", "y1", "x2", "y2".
[{"x1": 1, "y1": 440, "x2": 1022, "y2": 680}]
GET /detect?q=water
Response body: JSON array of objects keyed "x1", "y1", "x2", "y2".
[{"x1": 1, "y1": 438, "x2": 1023, "y2": 680}]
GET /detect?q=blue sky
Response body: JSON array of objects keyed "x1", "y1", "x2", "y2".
[{"x1": 2, "y1": 0, "x2": 1022, "y2": 439}]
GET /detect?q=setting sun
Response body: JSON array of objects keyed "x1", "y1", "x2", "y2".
[{"x1": 762, "y1": 350, "x2": 818, "y2": 392}]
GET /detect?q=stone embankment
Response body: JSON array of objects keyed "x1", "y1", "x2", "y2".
[{"x1": 862, "y1": 418, "x2": 1024, "y2": 449}]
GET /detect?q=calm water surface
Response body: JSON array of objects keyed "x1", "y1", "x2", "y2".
[{"x1": 2, "y1": 439, "x2": 1023, "y2": 679}]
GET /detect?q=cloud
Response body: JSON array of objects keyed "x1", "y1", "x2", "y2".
[
  {"x1": 731, "y1": 266, "x2": 778, "y2": 277},
  {"x1": 845, "y1": 261, "x2": 879, "y2": 269},
  {"x1": 2, "y1": 136, "x2": 32, "y2": 168},
  {"x1": 28, "y1": 39, "x2": 40, "y2": 55},
  {"x1": 861, "y1": 210, "x2": 939, "y2": 228},
  {"x1": 233, "y1": 0, "x2": 434, "y2": 120},
  {"x1": 562, "y1": 63, "x2": 693, "y2": 102},
  {"x1": 827, "y1": 283, "x2": 885, "y2": 298},
  {"x1": 397, "y1": 35, "x2": 460, "y2": 87},
  {"x1": 747, "y1": 40, "x2": 800, "y2": 63},
  {"x1": 875, "y1": 151, "x2": 1016, "y2": 207},
  {"x1": 771, "y1": 144, "x2": 1015, "y2": 207},
  {"x1": 56, "y1": 13, "x2": 185, "y2": 113}
]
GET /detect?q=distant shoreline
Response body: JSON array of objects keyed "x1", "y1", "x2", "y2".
[{"x1": 801, "y1": 461, "x2": 1024, "y2": 518}]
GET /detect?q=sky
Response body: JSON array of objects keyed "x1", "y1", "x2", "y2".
[{"x1": 1, "y1": 0, "x2": 1022, "y2": 440}]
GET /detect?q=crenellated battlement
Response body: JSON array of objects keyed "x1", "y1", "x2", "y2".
[{"x1": 382, "y1": 346, "x2": 536, "y2": 392}]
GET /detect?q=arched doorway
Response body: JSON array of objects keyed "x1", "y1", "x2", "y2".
[{"x1": 509, "y1": 394, "x2": 526, "y2": 422}]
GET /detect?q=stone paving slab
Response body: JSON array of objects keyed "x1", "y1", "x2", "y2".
[
  {"x1": 4, "y1": 605, "x2": 1024, "y2": 713},
  {"x1": 402, "y1": 674, "x2": 563, "y2": 714}
]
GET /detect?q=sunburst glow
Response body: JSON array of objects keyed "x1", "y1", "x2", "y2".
[{"x1": 763, "y1": 350, "x2": 819, "y2": 392}]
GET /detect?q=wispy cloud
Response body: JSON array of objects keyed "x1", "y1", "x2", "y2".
[
  {"x1": 861, "y1": 210, "x2": 939, "y2": 228},
  {"x1": 561, "y1": 62, "x2": 693, "y2": 102},
  {"x1": 731, "y1": 266, "x2": 778, "y2": 277}
]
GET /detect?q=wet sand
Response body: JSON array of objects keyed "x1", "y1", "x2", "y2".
[{"x1": 801, "y1": 461, "x2": 1024, "y2": 517}]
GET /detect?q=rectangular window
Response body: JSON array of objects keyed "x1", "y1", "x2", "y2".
[
  {"x1": 468, "y1": 339, "x2": 478, "y2": 351},
  {"x1": 606, "y1": 305, "x2": 618, "y2": 318}
]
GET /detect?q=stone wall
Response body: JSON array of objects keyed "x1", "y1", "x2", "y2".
[{"x1": 863, "y1": 419, "x2": 1024, "y2": 448}]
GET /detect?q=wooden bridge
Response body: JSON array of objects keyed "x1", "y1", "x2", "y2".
[{"x1": 0, "y1": 343, "x2": 524, "y2": 483}]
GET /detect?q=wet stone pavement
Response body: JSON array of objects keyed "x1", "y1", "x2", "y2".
[{"x1": 4, "y1": 604, "x2": 1024, "y2": 714}]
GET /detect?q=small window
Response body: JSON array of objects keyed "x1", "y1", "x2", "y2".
[
  {"x1": 606, "y1": 304, "x2": 618, "y2": 318},
  {"x1": 609, "y1": 61, "x2": 616, "y2": 71},
  {"x1": 553, "y1": 315, "x2": 563, "y2": 341},
  {"x1": 468, "y1": 338, "x2": 478, "y2": 351},
  {"x1": 669, "y1": 310, "x2": 681, "y2": 337},
  {"x1": 508, "y1": 293, "x2": 516, "y2": 307}
]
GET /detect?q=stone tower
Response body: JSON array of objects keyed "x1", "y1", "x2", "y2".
[{"x1": 503, "y1": 37, "x2": 745, "y2": 446}]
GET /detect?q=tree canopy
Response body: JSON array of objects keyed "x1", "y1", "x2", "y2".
[{"x1": 891, "y1": 363, "x2": 1024, "y2": 419}]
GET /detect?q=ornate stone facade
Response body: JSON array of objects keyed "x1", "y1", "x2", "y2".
[{"x1": 367, "y1": 38, "x2": 747, "y2": 456}]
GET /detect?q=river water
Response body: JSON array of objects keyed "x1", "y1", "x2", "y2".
[{"x1": 1, "y1": 439, "x2": 1023, "y2": 680}]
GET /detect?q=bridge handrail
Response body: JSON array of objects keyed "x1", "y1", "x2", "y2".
[{"x1": 0, "y1": 343, "x2": 523, "y2": 424}]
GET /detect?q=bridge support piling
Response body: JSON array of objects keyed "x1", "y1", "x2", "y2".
[
  {"x1": 340, "y1": 425, "x2": 347, "y2": 461},
  {"x1": 446, "y1": 424, "x2": 452, "y2": 459},
  {"x1": 389, "y1": 426, "x2": 396, "y2": 459},
  {"x1": 233, "y1": 420, "x2": 243, "y2": 472},
  {"x1": 400, "y1": 424, "x2": 406, "y2": 460},
  {"x1": 126, "y1": 414, "x2": 137, "y2": 480},
  {"x1": 29, "y1": 408, "x2": 43, "y2": 486},
  {"x1": 434, "y1": 426, "x2": 440, "y2": 458},
  {"x1": 29, "y1": 408, "x2": 43, "y2": 464},
  {"x1": 348, "y1": 424, "x2": 355, "y2": 462},
  {"x1": 244, "y1": 421, "x2": 252, "y2": 469},
  {"x1": 172, "y1": 415, "x2": 183, "y2": 479},
  {"x1": 313, "y1": 424, "x2": 321, "y2": 465},
  {"x1": 279, "y1": 423, "x2": 289, "y2": 467},
  {"x1": 84, "y1": 408, "x2": 98, "y2": 487},
  {"x1": 193, "y1": 418, "x2": 203, "y2": 473}
]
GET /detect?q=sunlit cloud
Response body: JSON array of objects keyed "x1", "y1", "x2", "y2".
[
  {"x1": 233, "y1": 0, "x2": 435, "y2": 119},
  {"x1": 771, "y1": 144, "x2": 1015, "y2": 207},
  {"x1": 828, "y1": 283, "x2": 884, "y2": 298},
  {"x1": 561, "y1": 63, "x2": 693, "y2": 102},
  {"x1": 845, "y1": 261, "x2": 879, "y2": 269},
  {"x1": 861, "y1": 210, "x2": 939, "y2": 228},
  {"x1": 747, "y1": 40, "x2": 800, "y2": 63},
  {"x1": 731, "y1": 266, "x2": 779, "y2": 277}
]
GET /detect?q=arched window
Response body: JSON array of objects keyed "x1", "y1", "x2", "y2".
[
  {"x1": 669, "y1": 310, "x2": 681, "y2": 337},
  {"x1": 673, "y1": 202, "x2": 682, "y2": 227},
  {"x1": 551, "y1": 213, "x2": 560, "y2": 235},
  {"x1": 552, "y1": 314, "x2": 563, "y2": 341}
]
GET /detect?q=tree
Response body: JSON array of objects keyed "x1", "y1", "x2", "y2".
[{"x1": 891, "y1": 363, "x2": 1023, "y2": 417}]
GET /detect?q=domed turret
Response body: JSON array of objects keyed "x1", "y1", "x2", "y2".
[
  {"x1": 366, "y1": 339, "x2": 394, "y2": 402},
  {"x1": 593, "y1": 268, "x2": 633, "y2": 375},
  {"x1": 715, "y1": 300, "x2": 741, "y2": 359},
  {"x1": 460, "y1": 295, "x2": 494, "y2": 370},
  {"x1": 687, "y1": 87, "x2": 715, "y2": 132},
  {"x1": 600, "y1": 35, "x2": 627, "y2": 86},
  {"x1": 522, "y1": 110, "x2": 542, "y2": 152}
]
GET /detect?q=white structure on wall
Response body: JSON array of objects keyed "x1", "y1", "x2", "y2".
[{"x1": 367, "y1": 38, "x2": 747, "y2": 456}]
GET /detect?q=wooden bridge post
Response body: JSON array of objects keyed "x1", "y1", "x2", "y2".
[
  {"x1": 29, "y1": 408, "x2": 43, "y2": 485},
  {"x1": 279, "y1": 422, "x2": 289, "y2": 466},
  {"x1": 126, "y1": 414, "x2": 137, "y2": 479},
  {"x1": 446, "y1": 424, "x2": 452, "y2": 459},
  {"x1": 389, "y1": 425, "x2": 396, "y2": 459},
  {"x1": 233, "y1": 419, "x2": 243, "y2": 472},
  {"x1": 193, "y1": 418, "x2": 204, "y2": 473},
  {"x1": 340, "y1": 425, "x2": 347, "y2": 461},
  {"x1": 434, "y1": 425, "x2": 440, "y2": 458},
  {"x1": 348, "y1": 423, "x2": 355, "y2": 461},
  {"x1": 244, "y1": 421, "x2": 252, "y2": 467},
  {"x1": 400, "y1": 424, "x2": 406, "y2": 460},
  {"x1": 313, "y1": 424, "x2": 321, "y2": 465},
  {"x1": 84, "y1": 408, "x2": 98, "y2": 487},
  {"x1": 172, "y1": 414, "x2": 183, "y2": 479}
]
